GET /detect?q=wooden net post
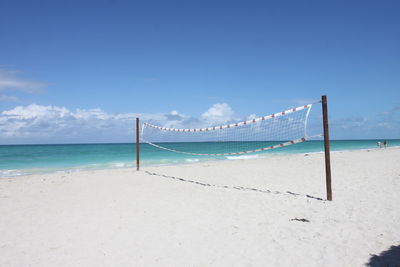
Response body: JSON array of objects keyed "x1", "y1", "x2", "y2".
[
  {"x1": 136, "y1": 117, "x2": 140, "y2": 171},
  {"x1": 322, "y1": 95, "x2": 332, "y2": 201}
]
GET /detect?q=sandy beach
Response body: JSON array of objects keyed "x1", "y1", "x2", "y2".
[{"x1": 1, "y1": 147, "x2": 399, "y2": 266}]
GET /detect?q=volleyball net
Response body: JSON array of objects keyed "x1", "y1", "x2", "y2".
[{"x1": 140, "y1": 101, "x2": 322, "y2": 156}]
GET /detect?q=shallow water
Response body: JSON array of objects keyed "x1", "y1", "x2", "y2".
[{"x1": 1, "y1": 139, "x2": 399, "y2": 177}]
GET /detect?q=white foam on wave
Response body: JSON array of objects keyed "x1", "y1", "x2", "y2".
[
  {"x1": 112, "y1": 162, "x2": 126, "y2": 168},
  {"x1": 185, "y1": 158, "x2": 200, "y2": 163},
  {"x1": 0, "y1": 169, "x2": 23, "y2": 177},
  {"x1": 77, "y1": 162, "x2": 135, "y2": 170},
  {"x1": 226, "y1": 154, "x2": 260, "y2": 160},
  {"x1": 0, "y1": 161, "x2": 136, "y2": 178}
]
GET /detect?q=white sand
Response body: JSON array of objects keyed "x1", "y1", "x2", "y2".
[{"x1": 1, "y1": 148, "x2": 399, "y2": 266}]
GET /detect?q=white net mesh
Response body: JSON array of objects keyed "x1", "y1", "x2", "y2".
[{"x1": 141, "y1": 103, "x2": 320, "y2": 156}]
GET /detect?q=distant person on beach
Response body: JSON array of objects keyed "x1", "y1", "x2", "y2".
[
  {"x1": 377, "y1": 141, "x2": 382, "y2": 148},
  {"x1": 383, "y1": 140, "x2": 387, "y2": 148}
]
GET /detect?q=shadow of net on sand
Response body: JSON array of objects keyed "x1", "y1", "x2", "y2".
[{"x1": 144, "y1": 170, "x2": 324, "y2": 201}]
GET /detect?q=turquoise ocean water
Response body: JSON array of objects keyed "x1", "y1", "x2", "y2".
[{"x1": 1, "y1": 140, "x2": 399, "y2": 177}]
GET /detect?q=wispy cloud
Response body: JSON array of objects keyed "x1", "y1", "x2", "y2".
[
  {"x1": 327, "y1": 104, "x2": 400, "y2": 139},
  {"x1": 333, "y1": 116, "x2": 369, "y2": 130},
  {"x1": 377, "y1": 104, "x2": 400, "y2": 130},
  {"x1": 0, "y1": 69, "x2": 47, "y2": 102},
  {"x1": 0, "y1": 95, "x2": 19, "y2": 102}
]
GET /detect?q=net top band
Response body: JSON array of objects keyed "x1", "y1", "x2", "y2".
[{"x1": 143, "y1": 103, "x2": 314, "y2": 132}]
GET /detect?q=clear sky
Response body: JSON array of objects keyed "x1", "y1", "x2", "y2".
[{"x1": 0, "y1": 0, "x2": 399, "y2": 144}]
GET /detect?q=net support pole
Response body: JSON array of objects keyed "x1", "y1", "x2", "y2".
[
  {"x1": 322, "y1": 95, "x2": 332, "y2": 201},
  {"x1": 136, "y1": 117, "x2": 140, "y2": 171}
]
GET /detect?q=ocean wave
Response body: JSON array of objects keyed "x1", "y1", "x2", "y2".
[
  {"x1": 110, "y1": 162, "x2": 134, "y2": 168},
  {"x1": 0, "y1": 169, "x2": 23, "y2": 177},
  {"x1": 73, "y1": 161, "x2": 135, "y2": 170},
  {"x1": 226, "y1": 154, "x2": 260, "y2": 160},
  {"x1": 185, "y1": 158, "x2": 200, "y2": 163}
]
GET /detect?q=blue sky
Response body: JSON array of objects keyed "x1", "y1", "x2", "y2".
[{"x1": 0, "y1": 0, "x2": 399, "y2": 144}]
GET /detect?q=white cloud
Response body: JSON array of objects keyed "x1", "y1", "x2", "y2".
[
  {"x1": 201, "y1": 103, "x2": 235, "y2": 125},
  {"x1": 2, "y1": 104, "x2": 68, "y2": 120},
  {"x1": 0, "y1": 103, "x2": 239, "y2": 144},
  {"x1": 3, "y1": 101, "x2": 399, "y2": 144},
  {"x1": 0, "y1": 104, "x2": 132, "y2": 142},
  {"x1": 247, "y1": 113, "x2": 257, "y2": 120},
  {"x1": 0, "y1": 69, "x2": 47, "y2": 102}
]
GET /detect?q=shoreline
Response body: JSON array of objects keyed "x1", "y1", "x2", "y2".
[{"x1": 2, "y1": 145, "x2": 399, "y2": 178}]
